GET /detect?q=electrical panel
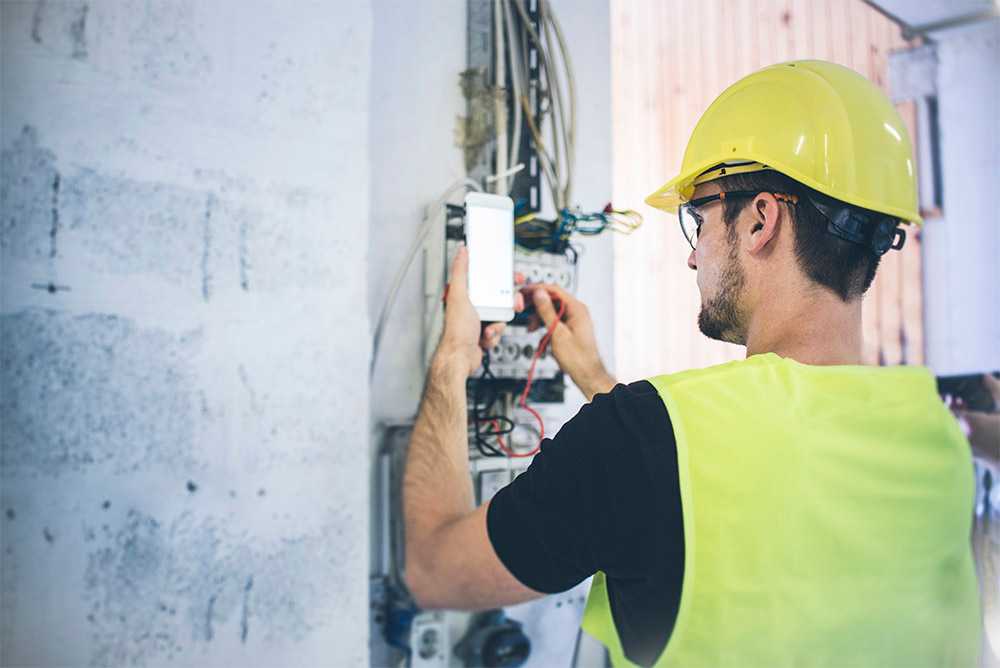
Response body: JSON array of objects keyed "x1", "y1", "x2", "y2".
[
  {"x1": 485, "y1": 325, "x2": 560, "y2": 380},
  {"x1": 371, "y1": 1, "x2": 638, "y2": 665}
]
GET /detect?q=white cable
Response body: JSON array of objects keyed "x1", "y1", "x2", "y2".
[
  {"x1": 545, "y1": 3, "x2": 576, "y2": 206},
  {"x1": 369, "y1": 178, "x2": 482, "y2": 380},
  {"x1": 512, "y1": 0, "x2": 565, "y2": 210},
  {"x1": 539, "y1": 0, "x2": 565, "y2": 208},
  {"x1": 540, "y1": 0, "x2": 572, "y2": 210},
  {"x1": 485, "y1": 162, "x2": 525, "y2": 184},
  {"x1": 502, "y1": 0, "x2": 523, "y2": 195},
  {"x1": 494, "y1": 0, "x2": 508, "y2": 195}
]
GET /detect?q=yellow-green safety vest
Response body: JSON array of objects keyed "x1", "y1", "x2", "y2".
[{"x1": 582, "y1": 353, "x2": 981, "y2": 667}]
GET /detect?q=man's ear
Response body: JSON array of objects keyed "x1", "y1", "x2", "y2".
[{"x1": 745, "y1": 193, "x2": 782, "y2": 254}]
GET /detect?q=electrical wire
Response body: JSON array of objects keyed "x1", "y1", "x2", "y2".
[
  {"x1": 502, "y1": 0, "x2": 523, "y2": 195},
  {"x1": 370, "y1": 178, "x2": 482, "y2": 380},
  {"x1": 511, "y1": 0, "x2": 566, "y2": 209},
  {"x1": 485, "y1": 163, "x2": 525, "y2": 187},
  {"x1": 544, "y1": 3, "x2": 576, "y2": 205},
  {"x1": 536, "y1": 0, "x2": 565, "y2": 208},
  {"x1": 493, "y1": 0, "x2": 508, "y2": 195},
  {"x1": 488, "y1": 0, "x2": 578, "y2": 214},
  {"x1": 540, "y1": 0, "x2": 571, "y2": 207},
  {"x1": 483, "y1": 0, "x2": 574, "y2": 213},
  {"x1": 472, "y1": 349, "x2": 511, "y2": 457},
  {"x1": 496, "y1": 300, "x2": 567, "y2": 458},
  {"x1": 513, "y1": 205, "x2": 643, "y2": 252}
]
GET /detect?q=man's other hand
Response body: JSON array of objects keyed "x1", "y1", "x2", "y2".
[
  {"x1": 523, "y1": 284, "x2": 616, "y2": 401},
  {"x1": 954, "y1": 374, "x2": 1000, "y2": 468}
]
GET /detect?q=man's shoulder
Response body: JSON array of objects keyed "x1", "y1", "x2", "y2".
[
  {"x1": 567, "y1": 378, "x2": 674, "y2": 453},
  {"x1": 586, "y1": 378, "x2": 665, "y2": 420}
]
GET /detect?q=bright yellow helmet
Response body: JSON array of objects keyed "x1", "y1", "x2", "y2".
[{"x1": 645, "y1": 60, "x2": 921, "y2": 225}]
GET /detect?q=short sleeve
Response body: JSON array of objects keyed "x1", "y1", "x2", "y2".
[{"x1": 486, "y1": 380, "x2": 678, "y2": 593}]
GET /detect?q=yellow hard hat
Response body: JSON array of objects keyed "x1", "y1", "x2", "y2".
[{"x1": 645, "y1": 60, "x2": 921, "y2": 225}]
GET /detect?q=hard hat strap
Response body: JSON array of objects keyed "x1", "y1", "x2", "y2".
[{"x1": 810, "y1": 199, "x2": 905, "y2": 256}]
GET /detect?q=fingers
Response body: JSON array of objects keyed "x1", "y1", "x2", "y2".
[
  {"x1": 514, "y1": 291, "x2": 525, "y2": 313},
  {"x1": 521, "y1": 283, "x2": 571, "y2": 332},
  {"x1": 522, "y1": 282, "x2": 572, "y2": 305},
  {"x1": 531, "y1": 287, "x2": 561, "y2": 328},
  {"x1": 481, "y1": 322, "x2": 505, "y2": 350},
  {"x1": 484, "y1": 322, "x2": 505, "y2": 340},
  {"x1": 448, "y1": 246, "x2": 469, "y2": 301}
]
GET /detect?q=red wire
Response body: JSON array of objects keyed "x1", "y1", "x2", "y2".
[
  {"x1": 490, "y1": 418, "x2": 508, "y2": 452},
  {"x1": 496, "y1": 300, "x2": 567, "y2": 458}
]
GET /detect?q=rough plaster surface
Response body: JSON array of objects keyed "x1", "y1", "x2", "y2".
[{"x1": 2, "y1": 1, "x2": 371, "y2": 666}]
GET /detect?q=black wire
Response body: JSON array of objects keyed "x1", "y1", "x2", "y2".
[
  {"x1": 483, "y1": 415, "x2": 516, "y2": 436},
  {"x1": 471, "y1": 350, "x2": 505, "y2": 457},
  {"x1": 470, "y1": 359, "x2": 496, "y2": 456}
]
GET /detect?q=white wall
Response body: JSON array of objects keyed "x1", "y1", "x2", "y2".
[
  {"x1": 920, "y1": 17, "x2": 1000, "y2": 375},
  {"x1": 368, "y1": 1, "x2": 469, "y2": 425},
  {"x1": 1, "y1": 2, "x2": 370, "y2": 665}
]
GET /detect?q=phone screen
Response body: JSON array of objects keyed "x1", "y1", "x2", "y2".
[{"x1": 466, "y1": 197, "x2": 514, "y2": 315}]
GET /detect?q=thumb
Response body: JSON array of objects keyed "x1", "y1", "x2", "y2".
[
  {"x1": 532, "y1": 288, "x2": 559, "y2": 328},
  {"x1": 448, "y1": 246, "x2": 469, "y2": 300}
]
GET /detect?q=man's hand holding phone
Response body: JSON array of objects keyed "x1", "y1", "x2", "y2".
[
  {"x1": 523, "y1": 284, "x2": 617, "y2": 401},
  {"x1": 437, "y1": 246, "x2": 524, "y2": 378}
]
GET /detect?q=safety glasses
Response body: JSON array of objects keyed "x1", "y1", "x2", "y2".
[{"x1": 678, "y1": 191, "x2": 798, "y2": 250}]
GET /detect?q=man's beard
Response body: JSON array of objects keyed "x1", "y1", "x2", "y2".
[{"x1": 698, "y1": 240, "x2": 746, "y2": 345}]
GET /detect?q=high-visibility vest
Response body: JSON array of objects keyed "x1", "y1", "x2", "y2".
[{"x1": 582, "y1": 353, "x2": 981, "y2": 667}]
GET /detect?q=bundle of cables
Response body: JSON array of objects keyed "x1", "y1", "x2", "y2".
[
  {"x1": 493, "y1": 1, "x2": 644, "y2": 252},
  {"x1": 470, "y1": 300, "x2": 566, "y2": 458},
  {"x1": 514, "y1": 203, "x2": 643, "y2": 253},
  {"x1": 491, "y1": 0, "x2": 575, "y2": 207},
  {"x1": 470, "y1": 351, "x2": 516, "y2": 457}
]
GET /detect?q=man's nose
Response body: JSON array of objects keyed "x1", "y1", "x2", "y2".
[{"x1": 687, "y1": 248, "x2": 697, "y2": 271}]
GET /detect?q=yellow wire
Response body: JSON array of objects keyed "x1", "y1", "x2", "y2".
[{"x1": 605, "y1": 208, "x2": 643, "y2": 234}]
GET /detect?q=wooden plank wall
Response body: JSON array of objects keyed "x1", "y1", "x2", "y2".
[{"x1": 611, "y1": 0, "x2": 924, "y2": 381}]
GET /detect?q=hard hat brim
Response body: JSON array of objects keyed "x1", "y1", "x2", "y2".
[{"x1": 646, "y1": 157, "x2": 923, "y2": 225}]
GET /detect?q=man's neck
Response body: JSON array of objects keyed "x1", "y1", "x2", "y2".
[{"x1": 743, "y1": 288, "x2": 864, "y2": 366}]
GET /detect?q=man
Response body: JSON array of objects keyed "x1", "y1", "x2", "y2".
[
  {"x1": 403, "y1": 61, "x2": 981, "y2": 667},
  {"x1": 954, "y1": 374, "x2": 1000, "y2": 468}
]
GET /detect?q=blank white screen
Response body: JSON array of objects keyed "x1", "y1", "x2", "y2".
[{"x1": 466, "y1": 204, "x2": 513, "y2": 310}]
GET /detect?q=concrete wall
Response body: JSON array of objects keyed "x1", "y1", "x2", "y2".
[
  {"x1": 920, "y1": 17, "x2": 1000, "y2": 375},
  {"x1": 1, "y1": 2, "x2": 371, "y2": 666}
]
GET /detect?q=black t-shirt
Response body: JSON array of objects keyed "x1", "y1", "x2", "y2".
[{"x1": 486, "y1": 380, "x2": 685, "y2": 667}]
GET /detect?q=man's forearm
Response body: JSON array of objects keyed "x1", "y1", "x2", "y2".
[
  {"x1": 574, "y1": 366, "x2": 618, "y2": 402},
  {"x1": 403, "y1": 350, "x2": 474, "y2": 565}
]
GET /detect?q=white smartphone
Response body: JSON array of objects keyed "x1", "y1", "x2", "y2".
[{"x1": 464, "y1": 192, "x2": 515, "y2": 322}]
